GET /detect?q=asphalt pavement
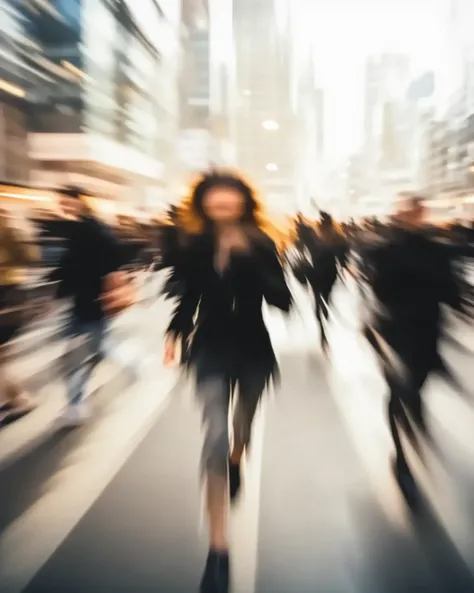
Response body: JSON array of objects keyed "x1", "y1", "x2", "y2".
[{"x1": 1, "y1": 280, "x2": 474, "y2": 593}]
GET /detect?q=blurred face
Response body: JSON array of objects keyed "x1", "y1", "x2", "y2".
[
  {"x1": 61, "y1": 196, "x2": 82, "y2": 218},
  {"x1": 201, "y1": 186, "x2": 246, "y2": 224},
  {"x1": 394, "y1": 197, "x2": 426, "y2": 227}
]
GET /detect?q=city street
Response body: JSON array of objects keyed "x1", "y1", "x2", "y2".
[{"x1": 1, "y1": 280, "x2": 474, "y2": 593}]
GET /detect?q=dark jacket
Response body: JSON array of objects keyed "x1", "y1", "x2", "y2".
[
  {"x1": 49, "y1": 216, "x2": 126, "y2": 322},
  {"x1": 164, "y1": 230, "x2": 292, "y2": 389},
  {"x1": 293, "y1": 228, "x2": 348, "y2": 296},
  {"x1": 363, "y1": 227, "x2": 470, "y2": 383}
]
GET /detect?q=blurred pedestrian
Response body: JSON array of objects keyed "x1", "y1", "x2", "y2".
[{"x1": 163, "y1": 170, "x2": 293, "y2": 593}]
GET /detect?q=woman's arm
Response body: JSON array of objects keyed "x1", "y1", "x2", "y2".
[
  {"x1": 165, "y1": 283, "x2": 200, "y2": 340},
  {"x1": 236, "y1": 235, "x2": 292, "y2": 312},
  {"x1": 163, "y1": 243, "x2": 202, "y2": 340},
  {"x1": 258, "y1": 245, "x2": 293, "y2": 311}
]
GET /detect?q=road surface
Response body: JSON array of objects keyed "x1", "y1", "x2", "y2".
[{"x1": 1, "y1": 280, "x2": 474, "y2": 592}]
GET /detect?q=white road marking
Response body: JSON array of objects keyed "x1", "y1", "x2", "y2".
[
  {"x1": 0, "y1": 361, "x2": 117, "y2": 472},
  {"x1": 0, "y1": 367, "x2": 176, "y2": 593},
  {"x1": 232, "y1": 403, "x2": 267, "y2": 593}
]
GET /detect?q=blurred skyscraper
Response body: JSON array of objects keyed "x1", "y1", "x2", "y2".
[
  {"x1": 27, "y1": 0, "x2": 173, "y2": 205},
  {"x1": 293, "y1": 52, "x2": 325, "y2": 214},
  {"x1": 1, "y1": 1, "x2": 183, "y2": 209},
  {"x1": 208, "y1": 0, "x2": 236, "y2": 167},
  {"x1": 178, "y1": 0, "x2": 235, "y2": 184},
  {"x1": 0, "y1": 0, "x2": 58, "y2": 184},
  {"x1": 233, "y1": 0, "x2": 298, "y2": 213},
  {"x1": 362, "y1": 53, "x2": 417, "y2": 202},
  {"x1": 421, "y1": 0, "x2": 474, "y2": 202},
  {"x1": 178, "y1": 0, "x2": 211, "y2": 175}
]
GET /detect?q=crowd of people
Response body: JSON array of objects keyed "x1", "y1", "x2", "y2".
[
  {"x1": 1, "y1": 172, "x2": 473, "y2": 593},
  {"x1": 158, "y1": 171, "x2": 474, "y2": 593},
  {"x1": 0, "y1": 189, "x2": 157, "y2": 426}
]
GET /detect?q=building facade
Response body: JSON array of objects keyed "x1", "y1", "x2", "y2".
[
  {"x1": 177, "y1": 0, "x2": 235, "y2": 184},
  {"x1": 178, "y1": 0, "x2": 211, "y2": 175},
  {"x1": 208, "y1": 0, "x2": 236, "y2": 167},
  {"x1": 363, "y1": 54, "x2": 413, "y2": 199},
  {"x1": 419, "y1": 0, "x2": 474, "y2": 202},
  {"x1": 0, "y1": 0, "x2": 63, "y2": 184},
  {"x1": 233, "y1": 0, "x2": 298, "y2": 213},
  {"x1": 293, "y1": 54, "x2": 325, "y2": 213},
  {"x1": 25, "y1": 0, "x2": 179, "y2": 207}
]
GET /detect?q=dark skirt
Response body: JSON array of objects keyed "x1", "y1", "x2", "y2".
[{"x1": 184, "y1": 325, "x2": 278, "y2": 402}]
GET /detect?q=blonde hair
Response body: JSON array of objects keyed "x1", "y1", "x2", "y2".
[{"x1": 174, "y1": 169, "x2": 296, "y2": 252}]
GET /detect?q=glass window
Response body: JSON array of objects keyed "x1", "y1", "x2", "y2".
[
  {"x1": 25, "y1": 0, "x2": 82, "y2": 47},
  {"x1": 82, "y1": 0, "x2": 118, "y2": 138}
]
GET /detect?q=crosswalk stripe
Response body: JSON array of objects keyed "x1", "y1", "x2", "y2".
[{"x1": 232, "y1": 403, "x2": 267, "y2": 593}]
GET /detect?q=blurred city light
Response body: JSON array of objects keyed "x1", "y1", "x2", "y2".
[
  {"x1": 0, "y1": 79, "x2": 25, "y2": 98},
  {"x1": 262, "y1": 120, "x2": 279, "y2": 131},
  {"x1": 266, "y1": 163, "x2": 278, "y2": 171}
]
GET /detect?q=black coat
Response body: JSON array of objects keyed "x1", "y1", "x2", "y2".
[
  {"x1": 164, "y1": 231, "x2": 292, "y2": 389},
  {"x1": 49, "y1": 216, "x2": 126, "y2": 321},
  {"x1": 362, "y1": 227, "x2": 471, "y2": 385},
  {"x1": 293, "y1": 231, "x2": 347, "y2": 298}
]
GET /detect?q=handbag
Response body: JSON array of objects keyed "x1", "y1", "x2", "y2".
[{"x1": 101, "y1": 270, "x2": 137, "y2": 317}]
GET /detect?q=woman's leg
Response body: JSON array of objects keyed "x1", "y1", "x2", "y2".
[
  {"x1": 229, "y1": 373, "x2": 266, "y2": 501},
  {"x1": 196, "y1": 373, "x2": 231, "y2": 592},
  {"x1": 314, "y1": 293, "x2": 325, "y2": 345},
  {"x1": 197, "y1": 374, "x2": 231, "y2": 551},
  {"x1": 317, "y1": 292, "x2": 330, "y2": 352},
  {"x1": 231, "y1": 377, "x2": 264, "y2": 462}
]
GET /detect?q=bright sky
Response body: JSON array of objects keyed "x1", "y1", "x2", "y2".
[{"x1": 299, "y1": 0, "x2": 450, "y2": 159}]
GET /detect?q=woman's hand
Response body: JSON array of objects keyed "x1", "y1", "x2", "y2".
[
  {"x1": 101, "y1": 270, "x2": 136, "y2": 316},
  {"x1": 163, "y1": 334, "x2": 177, "y2": 366},
  {"x1": 219, "y1": 226, "x2": 250, "y2": 253}
]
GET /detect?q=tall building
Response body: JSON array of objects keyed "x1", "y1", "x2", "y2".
[
  {"x1": 419, "y1": 1, "x2": 474, "y2": 199},
  {"x1": 178, "y1": 0, "x2": 235, "y2": 182},
  {"x1": 26, "y1": 0, "x2": 178, "y2": 206},
  {"x1": 233, "y1": 0, "x2": 298, "y2": 213},
  {"x1": 0, "y1": 0, "x2": 65, "y2": 184},
  {"x1": 363, "y1": 54, "x2": 411, "y2": 170},
  {"x1": 0, "y1": 0, "x2": 30, "y2": 184},
  {"x1": 208, "y1": 0, "x2": 236, "y2": 166},
  {"x1": 293, "y1": 52, "x2": 325, "y2": 212},
  {"x1": 446, "y1": 0, "x2": 474, "y2": 191},
  {"x1": 178, "y1": 0, "x2": 212, "y2": 175},
  {"x1": 363, "y1": 53, "x2": 416, "y2": 201}
]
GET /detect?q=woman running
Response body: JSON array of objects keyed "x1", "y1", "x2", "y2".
[{"x1": 162, "y1": 170, "x2": 293, "y2": 593}]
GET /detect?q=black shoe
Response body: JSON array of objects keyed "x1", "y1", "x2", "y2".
[
  {"x1": 199, "y1": 549, "x2": 230, "y2": 593},
  {"x1": 228, "y1": 461, "x2": 241, "y2": 503}
]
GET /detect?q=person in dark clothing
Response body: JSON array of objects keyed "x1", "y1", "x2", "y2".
[
  {"x1": 293, "y1": 211, "x2": 348, "y2": 354},
  {"x1": 162, "y1": 170, "x2": 292, "y2": 593},
  {"x1": 48, "y1": 189, "x2": 127, "y2": 426},
  {"x1": 361, "y1": 196, "x2": 473, "y2": 503}
]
